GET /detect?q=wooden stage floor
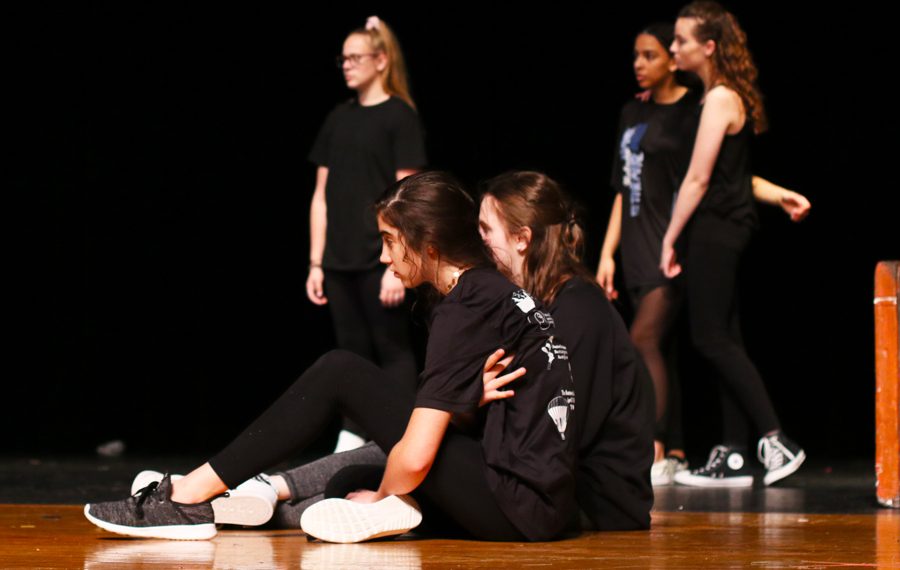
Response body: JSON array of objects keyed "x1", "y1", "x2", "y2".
[{"x1": 2, "y1": 504, "x2": 898, "y2": 569}]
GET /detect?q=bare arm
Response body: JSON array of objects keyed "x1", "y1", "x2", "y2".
[
  {"x1": 376, "y1": 407, "x2": 451, "y2": 497},
  {"x1": 379, "y1": 169, "x2": 421, "y2": 307},
  {"x1": 306, "y1": 166, "x2": 328, "y2": 305},
  {"x1": 661, "y1": 87, "x2": 741, "y2": 277},
  {"x1": 752, "y1": 176, "x2": 811, "y2": 222},
  {"x1": 596, "y1": 194, "x2": 622, "y2": 300}
]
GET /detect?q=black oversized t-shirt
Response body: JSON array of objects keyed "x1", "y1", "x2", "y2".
[
  {"x1": 610, "y1": 89, "x2": 701, "y2": 289},
  {"x1": 550, "y1": 277, "x2": 655, "y2": 531},
  {"x1": 416, "y1": 268, "x2": 578, "y2": 541},
  {"x1": 308, "y1": 96, "x2": 427, "y2": 271}
]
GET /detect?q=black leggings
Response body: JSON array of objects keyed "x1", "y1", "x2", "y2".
[
  {"x1": 325, "y1": 268, "x2": 418, "y2": 435},
  {"x1": 324, "y1": 268, "x2": 418, "y2": 386},
  {"x1": 208, "y1": 350, "x2": 525, "y2": 541},
  {"x1": 685, "y1": 216, "x2": 780, "y2": 443}
]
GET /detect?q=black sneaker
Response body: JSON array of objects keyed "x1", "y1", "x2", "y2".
[
  {"x1": 673, "y1": 445, "x2": 754, "y2": 488},
  {"x1": 758, "y1": 432, "x2": 806, "y2": 485},
  {"x1": 84, "y1": 474, "x2": 217, "y2": 540}
]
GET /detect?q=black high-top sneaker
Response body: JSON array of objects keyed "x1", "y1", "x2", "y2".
[
  {"x1": 758, "y1": 432, "x2": 806, "y2": 485},
  {"x1": 674, "y1": 445, "x2": 754, "y2": 488}
]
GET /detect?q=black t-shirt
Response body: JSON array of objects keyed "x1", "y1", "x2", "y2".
[
  {"x1": 416, "y1": 268, "x2": 577, "y2": 541},
  {"x1": 610, "y1": 89, "x2": 701, "y2": 289},
  {"x1": 549, "y1": 277, "x2": 655, "y2": 531},
  {"x1": 309, "y1": 96, "x2": 427, "y2": 271}
]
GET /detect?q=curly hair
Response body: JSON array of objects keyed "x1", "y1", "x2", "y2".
[{"x1": 679, "y1": 1, "x2": 768, "y2": 133}]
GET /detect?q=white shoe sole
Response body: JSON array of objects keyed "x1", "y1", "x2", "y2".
[
  {"x1": 83, "y1": 504, "x2": 217, "y2": 540},
  {"x1": 212, "y1": 494, "x2": 275, "y2": 526},
  {"x1": 674, "y1": 472, "x2": 754, "y2": 488},
  {"x1": 764, "y1": 450, "x2": 806, "y2": 486},
  {"x1": 300, "y1": 495, "x2": 422, "y2": 544},
  {"x1": 131, "y1": 470, "x2": 275, "y2": 526}
]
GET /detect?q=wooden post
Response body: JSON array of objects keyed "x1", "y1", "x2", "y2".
[{"x1": 875, "y1": 261, "x2": 900, "y2": 508}]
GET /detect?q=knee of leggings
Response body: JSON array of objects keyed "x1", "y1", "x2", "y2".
[{"x1": 294, "y1": 350, "x2": 366, "y2": 391}]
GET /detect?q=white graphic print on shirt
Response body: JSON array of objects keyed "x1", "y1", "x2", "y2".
[
  {"x1": 511, "y1": 289, "x2": 536, "y2": 313},
  {"x1": 547, "y1": 389, "x2": 576, "y2": 440},
  {"x1": 620, "y1": 123, "x2": 648, "y2": 218}
]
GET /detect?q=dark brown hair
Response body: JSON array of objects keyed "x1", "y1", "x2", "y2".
[
  {"x1": 376, "y1": 171, "x2": 494, "y2": 303},
  {"x1": 678, "y1": 1, "x2": 768, "y2": 133},
  {"x1": 480, "y1": 171, "x2": 594, "y2": 305}
]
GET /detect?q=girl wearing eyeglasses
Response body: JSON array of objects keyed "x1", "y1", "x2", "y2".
[{"x1": 306, "y1": 16, "x2": 426, "y2": 451}]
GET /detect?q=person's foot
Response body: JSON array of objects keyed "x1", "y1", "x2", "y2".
[
  {"x1": 131, "y1": 470, "x2": 278, "y2": 526},
  {"x1": 651, "y1": 456, "x2": 689, "y2": 486},
  {"x1": 300, "y1": 495, "x2": 422, "y2": 543},
  {"x1": 84, "y1": 474, "x2": 216, "y2": 540},
  {"x1": 674, "y1": 445, "x2": 754, "y2": 488},
  {"x1": 758, "y1": 432, "x2": 806, "y2": 485}
]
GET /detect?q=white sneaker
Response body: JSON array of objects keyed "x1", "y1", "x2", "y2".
[
  {"x1": 300, "y1": 495, "x2": 422, "y2": 543},
  {"x1": 651, "y1": 457, "x2": 689, "y2": 486},
  {"x1": 131, "y1": 470, "x2": 278, "y2": 526}
]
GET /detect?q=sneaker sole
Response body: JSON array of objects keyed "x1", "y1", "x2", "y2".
[
  {"x1": 211, "y1": 495, "x2": 275, "y2": 526},
  {"x1": 674, "y1": 472, "x2": 754, "y2": 488},
  {"x1": 764, "y1": 450, "x2": 806, "y2": 486},
  {"x1": 83, "y1": 504, "x2": 217, "y2": 540},
  {"x1": 651, "y1": 476, "x2": 674, "y2": 486},
  {"x1": 131, "y1": 471, "x2": 274, "y2": 526},
  {"x1": 300, "y1": 495, "x2": 422, "y2": 543}
]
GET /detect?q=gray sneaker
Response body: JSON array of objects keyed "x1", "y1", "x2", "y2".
[
  {"x1": 84, "y1": 474, "x2": 217, "y2": 540},
  {"x1": 131, "y1": 470, "x2": 277, "y2": 526}
]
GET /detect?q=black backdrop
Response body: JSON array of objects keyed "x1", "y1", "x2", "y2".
[{"x1": 8, "y1": 2, "x2": 898, "y2": 461}]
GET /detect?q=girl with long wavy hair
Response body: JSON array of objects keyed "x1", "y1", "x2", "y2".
[{"x1": 660, "y1": 1, "x2": 806, "y2": 487}]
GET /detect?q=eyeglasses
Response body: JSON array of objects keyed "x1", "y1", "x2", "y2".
[{"x1": 335, "y1": 53, "x2": 378, "y2": 68}]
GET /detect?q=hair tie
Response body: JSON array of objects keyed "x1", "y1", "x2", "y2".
[{"x1": 366, "y1": 16, "x2": 382, "y2": 31}]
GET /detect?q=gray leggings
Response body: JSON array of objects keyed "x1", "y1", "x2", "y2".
[{"x1": 271, "y1": 442, "x2": 387, "y2": 528}]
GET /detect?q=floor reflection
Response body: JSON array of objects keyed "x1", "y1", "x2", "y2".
[
  {"x1": 82, "y1": 532, "x2": 423, "y2": 570},
  {"x1": 301, "y1": 542, "x2": 422, "y2": 569}
]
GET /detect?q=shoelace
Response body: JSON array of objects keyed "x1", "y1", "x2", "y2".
[
  {"x1": 133, "y1": 481, "x2": 160, "y2": 520},
  {"x1": 695, "y1": 445, "x2": 729, "y2": 474},
  {"x1": 758, "y1": 436, "x2": 789, "y2": 470}
]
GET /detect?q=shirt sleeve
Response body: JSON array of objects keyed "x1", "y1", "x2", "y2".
[
  {"x1": 391, "y1": 103, "x2": 427, "y2": 170},
  {"x1": 415, "y1": 303, "x2": 495, "y2": 414},
  {"x1": 308, "y1": 107, "x2": 338, "y2": 167}
]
